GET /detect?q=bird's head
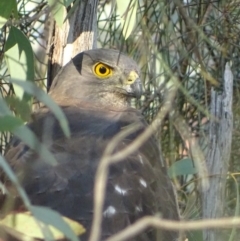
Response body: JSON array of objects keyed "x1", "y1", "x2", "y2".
[{"x1": 49, "y1": 49, "x2": 142, "y2": 108}]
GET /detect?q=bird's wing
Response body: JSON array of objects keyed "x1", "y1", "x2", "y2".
[{"x1": 2, "y1": 106, "x2": 179, "y2": 241}]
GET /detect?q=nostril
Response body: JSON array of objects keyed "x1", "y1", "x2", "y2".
[{"x1": 127, "y1": 79, "x2": 134, "y2": 84}]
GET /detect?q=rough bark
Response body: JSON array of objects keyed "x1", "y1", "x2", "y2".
[
  {"x1": 48, "y1": 0, "x2": 98, "y2": 86},
  {"x1": 202, "y1": 63, "x2": 233, "y2": 241}
]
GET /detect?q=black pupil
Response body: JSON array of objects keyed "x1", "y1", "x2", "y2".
[{"x1": 99, "y1": 66, "x2": 107, "y2": 74}]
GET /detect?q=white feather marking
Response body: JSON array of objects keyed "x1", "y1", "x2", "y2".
[
  {"x1": 139, "y1": 178, "x2": 147, "y2": 188},
  {"x1": 103, "y1": 206, "x2": 117, "y2": 217},
  {"x1": 115, "y1": 184, "x2": 127, "y2": 195},
  {"x1": 138, "y1": 154, "x2": 144, "y2": 165},
  {"x1": 135, "y1": 205, "x2": 143, "y2": 212}
]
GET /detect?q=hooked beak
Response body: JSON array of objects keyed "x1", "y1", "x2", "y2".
[{"x1": 123, "y1": 71, "x2": 142, "y2": 98}]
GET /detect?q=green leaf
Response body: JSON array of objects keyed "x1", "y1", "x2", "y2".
[
  {"x1": 0, "y1": 155, "x2": 31, "y2": 208},
  {"x1": 0, "y1": 224, "x2": 35, "y2": 241},
  {"x1": 4, "y1": 26, "x2": 34, "y2": 100},
  {"x1": 7, "y1": 78, "x2": 70, "y2": 138},
  {"x1": 0, "y1": 0, "x2": 18, "y2": 20},
  {"x1": 64, "y1": 0, "x2": 80, "y2": 22},
  {"x1": 187, "y1": 230, "x2": 203, "y2": 241},
  {"x1": 0, "y1": 97, "x2": 12, "y2": 115},
  {"x1": 0, "y1": 211, "x2": 85, "y2": 240},
  {"x1": 5, "y1": 96, "x2": 31, "y2": 122},
  {"x1": 30, "y1": 206, "x2": 84, "y2": 241},
  {"x1": 14, "y1": 125, "x2": 58, "y2": 166},
  {"x1": 116, "y1": 0, "x2": 138, "y2": 39},
  {"x1": 168, "y1": 158, "x2": 197, "y2": 178},
  {"x1": 0, "y1": 16, "x2": 8, "y2": 29},
  {"x1": 48, "y1": 0, "x2": 65, "y2": 27},
  {"x1": 0, "y1": 116, "x2": 23, "y2": 132},
  {"x1": 63, "y1": 0, "x2": 75, "y2": 7},
  {"x1": 0, "y1": 96, "x2": 58, "y2": 166},
  {"x1": 228, "y1": 175, "x2": 239, "y2": 241}
]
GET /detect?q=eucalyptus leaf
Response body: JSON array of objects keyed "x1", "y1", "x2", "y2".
[
  {"x1": 0, "y1": 97, "x2": 12, "y2": 116},
  {"x1": 63, "y1": 0, "x2": 76, "y2": 7},
  {"x1": 0, "y1": 224, "x2": 36, "y2": 241},
  {"x1": 187, "y1": 230, "x2": 203, "y2": 241},
  {"x1": 0, "y1": 96, "x2": 58, "y2": 166},
  {"x1": 30, "y1": 206, "x2": 84, "y2": 241},
  {"x1": 48, "y1": 0, "x2": 65, "y2": 27},
  {"x1": 0, "y1": 211, "x2": 85, "y2": 240},
  {"x1": 4, "y1": 26, "x2": 34, "y2": 100},
  {"x1": 0, "y1": 155, "x2": 31, "y2": 208},
  {"x1": 168, "y1": 158, "x2": 197, "y2": 178},
  {"x1": 0, "y1": 116, "x2": 23, "y2": 132},
  {"x1": 64, "y1": 0, "x2": 80, "y2": 22},
  {"x1": 7, "y1": 78, "x2": 70, "y2": 138},
  {"x1": 5, "y1": 96, "x2": 31, "y2": 122},
  {"x1": 0, "y1": 0, "x2": 18, "y2": 20},
  {"x1": 14, "y1": 125, "x2": 58, "y2": 166},
  {"x1": 0, "y1": 16, "x2": 7, "y2": 29},
  {"x1": 229, "y1": 176, "x2": 239, "y2": 241},
  {"x1": 116, "y1": 0, "x2": 137, "y2": 39}
]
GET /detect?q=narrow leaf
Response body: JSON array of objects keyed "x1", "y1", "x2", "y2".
[
  {"x1": 117, "y1": 0, "x2": 138, "y2": 39},
  {"x1": 63, "y1": 0, "x2": 75, "y2": 7},
  {"x1": 48, "y1": 0, "x2": 65, "y2": 27},
  {"x1": 30, "y1": 206, "x2": 84, "y2": 241},
  {"x1": 5, "y1": 96, "x2": 31, "y2": 122},
  {"x1": 0, "y1": 97, "x2": 12, "y2": 115},
  {"x1": 14, "y1": 125, "x2": 58, "y2": 166},
  {"x1": 0, "y1": 116, "x2": 23, "y2": 132},
  {"x1": 7, "y1": 78, "x2": 70, "y2": 138},
  {"x1": 0, "y1": 0, "x2": 18, "y2": 19},
  {"x1": 0, "y1": 96, "x2": 58, "y2": 166},
  {"x1": 0, "y1": 155, "x2": 31, "y2": 208},
  {"x1": 0, "y1": 16, "x2": 8, "y2": 29},
  {"x1": 4, "y1": 26, "x2": 34, "y2": 100},
  {"x1": 168, "y1": 158, "x2": 197, "y2": 178},
  {"x1": 0, "y1": 211, "x2": 85, "y2": 240}
]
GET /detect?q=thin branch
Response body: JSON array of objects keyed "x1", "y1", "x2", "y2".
[
  {"x1": 105, "y1": 216, "x2": 240, "y2": 241},
  {"x1": 89, "y1": 83, "x2": 178, "y2": 241}
]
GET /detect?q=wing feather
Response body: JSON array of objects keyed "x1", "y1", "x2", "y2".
[{"x1": 2, "y1": 106, "x2": 179, "y2": 241}]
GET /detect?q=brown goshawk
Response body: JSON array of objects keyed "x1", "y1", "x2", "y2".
[{"x1": 3, "y1": 49, "x2": 179, "y2": 241}]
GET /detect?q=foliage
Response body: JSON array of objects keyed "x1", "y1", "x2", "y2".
[
  {"x1": 0, "y1": 208, "x2": 85, "y2": 240},
  {"x1": 98, "y1": 1, "x2": 240, "y2": 240},
  {"x1": 0, "y1": 0, "x2": 74, "y2": 239},
  {"x1": 0, "y1": 0, "x2": 240, "y2": 240}
]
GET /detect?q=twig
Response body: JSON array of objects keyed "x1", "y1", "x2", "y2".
[
  {"x1": 105, "y1": 216, "x2": 240, "y2": 241},
  {"x1": 89, "y1": 83, "x2": 178, "y2": 241}
]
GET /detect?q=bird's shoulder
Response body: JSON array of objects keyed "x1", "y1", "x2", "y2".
[
  {"x1": 4, "y1": 105, "x2": 158, "y2": 169},
  {"x1": 2, "y1": 105, "x2": 179, "y2": 241}
]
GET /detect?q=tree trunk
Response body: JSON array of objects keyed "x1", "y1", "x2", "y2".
[
  {"x1": 48, "y1": 0, "x2": 98, "y2": 86},
  {"x1": 202, "y1": 63, "x2": 233, "y2": 241}
]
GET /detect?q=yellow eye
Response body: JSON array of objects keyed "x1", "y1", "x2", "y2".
[{"x1": 93, "y1": 62, "x2": 112, "y2": 78}]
